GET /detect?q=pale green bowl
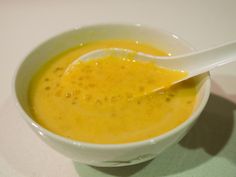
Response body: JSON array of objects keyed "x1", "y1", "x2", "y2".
[{"x1": 14, "y1": 24, "x2": 210, "y2": 167}]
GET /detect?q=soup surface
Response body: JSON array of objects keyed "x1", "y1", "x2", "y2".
[{"x1": 29, "y1": 40, "x2": 197, "y2": 144}]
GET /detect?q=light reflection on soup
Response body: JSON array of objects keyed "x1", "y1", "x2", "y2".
[{"x1": 29, "y1": 40, "x2": 196, "y2": 144}]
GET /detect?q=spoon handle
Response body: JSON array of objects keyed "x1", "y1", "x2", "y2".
[{"x1": 149, "y1": 40, "x2": 236, "y2": 77}]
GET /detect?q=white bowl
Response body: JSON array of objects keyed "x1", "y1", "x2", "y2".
[{"x1": 14, "y1": 24, "x2": 210, "y2": 167}]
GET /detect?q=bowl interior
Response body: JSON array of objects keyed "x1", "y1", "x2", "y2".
[{"x1": 15, "y1": 24, "x2": 210, "y2": 143}]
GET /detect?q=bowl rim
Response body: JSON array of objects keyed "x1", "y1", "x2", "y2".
[{"x1": 13, "y1": 23, "x2": 211, "y2": 149}]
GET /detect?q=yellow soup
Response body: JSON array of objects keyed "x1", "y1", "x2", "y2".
[{"x1": 29, "y1": 40, "x2": 197, "y2": 144}]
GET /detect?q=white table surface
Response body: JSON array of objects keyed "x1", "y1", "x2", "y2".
[{"x1": 1, "y1": 1, "x2": 236, "y2": 177}]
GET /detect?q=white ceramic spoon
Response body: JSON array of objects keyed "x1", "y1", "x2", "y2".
[{"x1": 66, "y1": 40, "x2": 236, "y2": 91}]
